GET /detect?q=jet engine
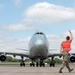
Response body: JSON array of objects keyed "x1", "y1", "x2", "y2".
[
  {"x1": 69, "y1": 55, "x2": 75, "y2": 63},
  {"x1": 0, "y1": 55, "x2": 6, "y2": 62}
]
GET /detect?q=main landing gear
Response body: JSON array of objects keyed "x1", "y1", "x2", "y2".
[
  {"x1": 39, "y1": 60, "x2": 45, "y2": 67},
  {"x1": 50, "y1": 57, "x2": 55, "y2": 67},
  {"x1": 20, "y1": 56, "x2": 25, "y2": 67},
  {"x1": 36, "y1": 59, "x2": 45, "y2": 67}
]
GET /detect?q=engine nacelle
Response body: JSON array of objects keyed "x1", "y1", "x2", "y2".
[
  {"x1": 69, "y1": 55, "x2": 75, "y2": 63},
  {"x1": 0, "y1": 55, "x2": 6, "y2": 62}
]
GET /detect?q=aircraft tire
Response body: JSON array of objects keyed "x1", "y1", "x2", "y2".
[
  {"x1": 30, "y1": 63, "x2": 35, "y2": 67},
  {"x1": 20, "y1": 63, "x2": 22, "y2": 67},
  {"x1": 50, "y1": 64, "x2": 52, "y2": 67},
  {"x1": 20, "y1": 62, "x2": 25, "y2": 67},
  {"x1": 53, "y1": 63, "x2": 55, "y2": 67},
  {"x1": 36, "y1": 62, "x2": 39, "y2": 67},
  {"x1": 33, "y1": 63, "x2": 35, "y2": 67},
  {"x1": 30, "y1": 63, "x2": 32, "y2": 67},
  {"x1": 43, "y1": 63, "x2": 45, "y2": 67},
  {"x1": 23, "y1": 63, "x2": 25, "y2": 66}
]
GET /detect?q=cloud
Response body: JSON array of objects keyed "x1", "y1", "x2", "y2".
[
  {"x1": 23, "y1": 2, "x2": 75, "y2": 23},
  {"x1": 0, "y1": 37, "x2": 29, "y2": 52},
  {"x1": 0, "y1": 23, "x2": 34, "y2": 34},
  {"x1": 0, "y1": 24, "x2": 34, "y2": 32},
  {"x1": 8, "y1": 24, "x2": 34, "y2": 31},
  {"x1": 13, "y1": 0, "x2": 21, "y2": 7}
]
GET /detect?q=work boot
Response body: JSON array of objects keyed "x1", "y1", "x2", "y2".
[
  {"x1": 59, "y1": 68, "x2": 62, "y2": 73},
  {"x1": 59, "y1": 70, "x2": 62, "y2": 73},
  {"x1": 69, "y1": 68, "x2": 74, "y2": 73}
]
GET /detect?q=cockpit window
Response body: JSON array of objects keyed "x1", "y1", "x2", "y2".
[
  {"x1": 35, "y1": 32, "x2": 43, "y2": 35},
  {"x1": 40, "y1": 32, "x2": 43, "y2": 34},
  {"x1": 36, "y1": 32, "x2": 39, "y2": 34}
]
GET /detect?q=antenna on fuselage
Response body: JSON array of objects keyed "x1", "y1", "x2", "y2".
[{"x1": 36, "y1": 29, "x2": 38, "y2": 32}]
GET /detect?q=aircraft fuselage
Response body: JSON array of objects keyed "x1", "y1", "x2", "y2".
[{"x1": 29, "y1": 32, "x2": 49, "y2": 60}]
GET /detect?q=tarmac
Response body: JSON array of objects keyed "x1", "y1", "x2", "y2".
[{"x1": 0, "y1": 64, "x2": 75, "y2": 75}]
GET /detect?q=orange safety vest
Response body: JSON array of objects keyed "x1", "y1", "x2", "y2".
[{"x1": 61, "y1": 40, "x2": 71, "y2": 52}]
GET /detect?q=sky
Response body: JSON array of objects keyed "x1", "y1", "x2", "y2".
[{"x1": 0, "y1": 0, "x2": 75, "y2": 55}]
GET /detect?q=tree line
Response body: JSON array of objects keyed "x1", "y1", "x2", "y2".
[{"x1": 6, "y1": 56, "x2": 63, "y2": 64}]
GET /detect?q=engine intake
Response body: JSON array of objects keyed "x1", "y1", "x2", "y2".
[
  {"x1": 0, "y1": 55, "x2": 6, "y2": 62},
  {"x1": 69, "y1": 56, "x2": 75, "y2": 63}
]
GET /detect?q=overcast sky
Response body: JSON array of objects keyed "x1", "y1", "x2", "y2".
[{"x1": 0, "y1": 0, "x2": 75, "y2": 54}]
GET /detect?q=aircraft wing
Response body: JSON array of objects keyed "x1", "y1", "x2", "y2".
[
  {"x1": 48, "y1": 52, "x2": 75, "y2": 57},
  {"x1": 48, "y1": 53, "x2": 60, "y2": 57},
  {"x1": 0, "y1": 51, "x2": 29, "y2": 57},
  {"x1": 16, "y1": 48, "x2": 28, "y2": 51}
]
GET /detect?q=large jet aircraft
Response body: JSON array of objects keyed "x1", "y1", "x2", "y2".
[{"x1": 0, "y1": 32, "x2": 75, "y2": 67}]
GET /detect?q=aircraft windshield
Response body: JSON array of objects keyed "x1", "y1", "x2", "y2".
[{"x1": 35, "y1": 32, "x2": 43, "y2": 35}]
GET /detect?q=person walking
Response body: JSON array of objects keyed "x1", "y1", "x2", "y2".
[{"x1": 59, "y1": 30, "x2": 74, "y2": 73}]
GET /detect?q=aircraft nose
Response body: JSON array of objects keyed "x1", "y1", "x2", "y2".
[{"x1": 35, "y1": 40, "x2": 44, "y2": 49}]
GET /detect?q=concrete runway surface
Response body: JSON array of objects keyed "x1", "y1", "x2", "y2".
[{"x1": 0, "y1": 64, "x2": 75, "y2": 75}]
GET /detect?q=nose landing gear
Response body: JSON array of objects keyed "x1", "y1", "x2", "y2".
[
  {"x1": 30, "y1": 60, "x2": 35, "y2": 67},
  {"x1": 36, "y1": 59, "x2": 45, "y2": 67}
]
